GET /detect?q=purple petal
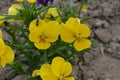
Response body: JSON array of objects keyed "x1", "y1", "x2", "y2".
[{"x1": 37, "y1": 0, "x2": 54, "y2": 6}]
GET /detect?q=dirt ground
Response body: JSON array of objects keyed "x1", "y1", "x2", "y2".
[{"x1": 0, "y1": 0, "x2": 120, "y2": 80}]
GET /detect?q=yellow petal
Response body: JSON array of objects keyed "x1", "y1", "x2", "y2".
[
  {"x1": 66, "y1": 17, "x2": 80, "y2": 25},
  {"x1": 32, "y1": 70, "x2": 40, "y2": 77},
  {"x1": 27, "y1": 0, "x2": 36, "y2": 3},
  {"x1": 77, "y1": 24, "x2": 90, "y2": 38},
  {"x1": 29, "y1": 20, "x2": 38, "y2": 32},
  {"x1": 2, "y1": 45, "x2": 14, "y2": 63},
  {"x1": 16, "y1": 0, "x2": 23, "y2": 2},
  {"x1": 44, "y1": 8, "x2": 61, "y2": 22},
  {"x1": 40, "y1": 64, "x2": 58, "y2": 80},
  {"x1": 29, "y1": 20, "x2": 46, "y2": 32},
  {"x1": 48, "y1": 8, "x2": 59, "y2": 17},
  {"x1": 81, "y1": 4, "x2": 87, "y2": 12},
  {"x1": 17, "y1": 0, "x2": 36, "y2": 3},
  {"x1": 51, "y1": 57, "x2": 65, "y2": 77},
  {"x1": 61, "y1": 62, "x2": 72, "y2": 76},
  {"x1": 60, "y1": 24, "x2": 76, "y2": 43},
  {"x1": 0, "y1": 39, "x2": 5, "y2": 56},
  {"x1": 8, "y1": 4, "x2": 22, "y2": 15},
  {"x1": 0, "y1": 56, "x2": 6, "y2": 68},
  {"x1": 34, "y1": 40, "x2": 51, "y2": 49},
  {"x1": 64, "y1": 77, "x2": 75, "y2": 80},
  {"x1": 29, "y1": 29, "x2": 41, "y2": 42},
  {"x1": 74, "y1": 39, "x2": 91, "y2": 51},
  {"x1": 45, "y1": 21, "x2": 60, "y2": 42}
]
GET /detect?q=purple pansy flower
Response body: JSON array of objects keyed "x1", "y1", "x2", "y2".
[{"x1": 37, "y1": 0, "x2": 54, "y2": 6}]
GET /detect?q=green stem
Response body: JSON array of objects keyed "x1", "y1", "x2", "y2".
[
  {"x1": 44, "y1": 50, "x2": 48, "y2": 63},
  {"x1": 61, "y1": 0, "x2": 68, "y2": 16}
]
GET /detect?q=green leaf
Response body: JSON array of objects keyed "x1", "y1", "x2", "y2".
[
  {"x1": 70, "y1": 0, "x2": 73, "y2": 12},
  {"x1": 81, "y1": 17, "x2": 96, "y2": 23}
]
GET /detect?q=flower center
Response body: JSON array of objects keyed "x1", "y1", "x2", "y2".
[
  {"x1": 39, "y1": 33, "x2": 47, "y2": 39},
  {"x1": 40, "y1": 35, "x2": 46, "y2": 39},
  {"x1": 74, "y1": 33, "x2": 83, "y2": 40},
  {"x1": 39, "y1": 33, "x2": 48, "y2": 42}
]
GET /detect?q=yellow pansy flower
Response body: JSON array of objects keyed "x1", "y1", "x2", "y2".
[
  {"x1": 16, "y1": 0, "x2": 23, "y2": 2},
  {"x1": 27, "y1": 0, "x2": 36, "y2": 3},
  {"x1": 43, "y1": 7, "x2": 61, "y2": 22},
  {"x1": 32, "y1": 57, "x2": 75, "y2": 80},
  {"x1": 0, "y1": 30, "x2": 14, "y2": 68},
  {"x1": 8, "y1": 4, "x2": 22, "y2": 15},
  {"x1": 60, "y1": 17, "x2": 91, "y2": 51},
  {"x1": 16, "y1": 0, "x2": 36, "y2": 3},
  {"x1": 29, "y1": 20, "x2": 60, "y2": 49},
  {"x1": 81, "y1": 4, "x2": 87, "y2": 12},
  {"x1": 8, "y1": 4, "x2": 23, "y2": 22}
]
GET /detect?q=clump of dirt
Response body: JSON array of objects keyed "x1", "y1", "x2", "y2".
[
  {"x1": 0, "y1": 0, "x2": 120, "y2": 80},
  {"x1": 75, "y1": 0, "x2": 120, "y2": 80}
]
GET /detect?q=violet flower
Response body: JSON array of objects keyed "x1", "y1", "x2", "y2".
[{"x1": 37, "y1": 0, "x2": 54, "y2": 6}]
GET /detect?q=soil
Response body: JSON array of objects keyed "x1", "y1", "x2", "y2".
[{"x1": 0, "y1": 0, "x2": 120, "y2": 80}]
